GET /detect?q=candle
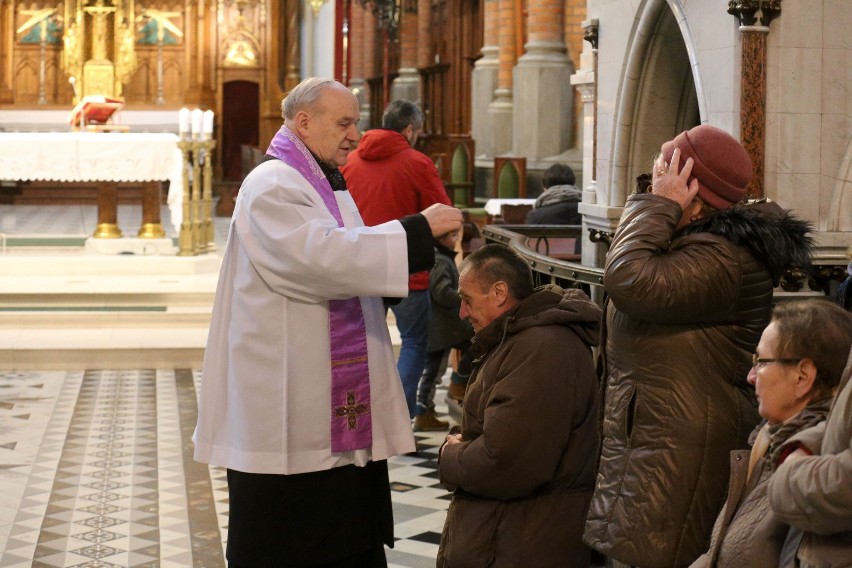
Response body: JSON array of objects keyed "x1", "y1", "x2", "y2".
[
  {"x1": 178, "y1": 107, "x2": 190, "y2": 137},
  {"x1": 191, "y1": 108, "x2": 203, "y2": 138},
  {"x1": 202, "y1": 110, "x2": 214, "y2": 139}
]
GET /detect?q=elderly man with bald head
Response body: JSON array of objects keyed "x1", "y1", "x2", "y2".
[{"x1": 193, "y1": 77, "x2": 462, "y2": 567}]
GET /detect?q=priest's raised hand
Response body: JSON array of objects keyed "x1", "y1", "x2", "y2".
[{"x1": 421, "y1": 203, "x2": 463, "y2": 237}]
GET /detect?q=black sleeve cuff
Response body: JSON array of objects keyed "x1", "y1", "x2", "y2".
[{"x1": 399, "y1": 214, "x2": 435, "y2": 274}]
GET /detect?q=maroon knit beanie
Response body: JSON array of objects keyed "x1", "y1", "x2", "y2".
[{"x1": 661, "y1": 124, "x2": 753, "y2": 210}]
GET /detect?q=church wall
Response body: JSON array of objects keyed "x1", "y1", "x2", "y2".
[
  {"x1": 589, "y1": 0, "x2": 741, "y2": 208},
  {"x1": 764, "y1": 0, "x2": 852, "y2": 237},
  {"x1": 579, "y1": 0, "x2": 849, "y2": 272}
]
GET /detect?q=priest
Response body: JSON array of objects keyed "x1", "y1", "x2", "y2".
[{"x1": 193, "y1": 77, "x2": 462, "y2": 567}]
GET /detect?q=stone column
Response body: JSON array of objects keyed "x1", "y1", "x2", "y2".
[
  {"x1": 472, "y1": 0, "x2": 499, "y2": 159},
  {"x1": 391, "y1": 9, "x2": 420, "y2": 102},
  {"x1": 487, "y1": 0, "x2": 518, "y2": 156},
  {"x1": 512, "y1": 0, "x2": 572, "y2": 159},
  {"x1": 728, "y1": 1, "x2": 781, "y2": 198},
  {"x1": 572, "y1": 19, "x2": 612, "y2": 269},
  {"x1": 571, "y1": 20, "x2": 597, "y2": 199}
]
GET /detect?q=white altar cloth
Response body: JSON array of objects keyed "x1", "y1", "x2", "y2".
[
  {"x1": 483, "y1": 198, "x2": 537, "y2": 216},
  {"x1": 0, "y1": 132, "x2": 183, "y2": 232}
]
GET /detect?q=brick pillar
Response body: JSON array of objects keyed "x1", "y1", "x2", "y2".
[
  {"x1": 472, "y1": 0, "x2": 500, "y2": 158},
  {"x1": 417, "y1": 0, "x2": 432, "y2": 68},
  {"x1": 488, "y1": 0, "x2": 518, "y2": 156},
  {"x1": 392, "y1": 9, "x2": 421, "y2": 103},
  {"x1": 349, "y1": 4, "x2": 370, "y2": 129},
  {"x1": 512, "y1": 0, "x2": 572, "y2": 159},
  {"x1": 361, "y1": 8, "x2": 377, "y2": 129},
  {"x1": 564, "y1": 0, "x2": 586, "y2": 159}
]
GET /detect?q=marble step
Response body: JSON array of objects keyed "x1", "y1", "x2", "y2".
[
  {"x1": 0, "y1": 306, "x2": 211, "y2": 328},
  {"x1": 0, "y1": 338, "x2": 206, "y2": 370}
]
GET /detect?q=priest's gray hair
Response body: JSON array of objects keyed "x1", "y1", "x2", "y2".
[{"x1": 281, "y1": 77, "x2": 337, "y2": 120}]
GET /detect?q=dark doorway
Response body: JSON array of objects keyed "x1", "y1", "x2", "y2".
[{"x1": 222, "y1": 81, "x2": 260, "y2": 181}]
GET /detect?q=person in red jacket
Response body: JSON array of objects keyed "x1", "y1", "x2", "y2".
[{"x1": 342, "y1": 100, "x2": 452, "y2": 422}]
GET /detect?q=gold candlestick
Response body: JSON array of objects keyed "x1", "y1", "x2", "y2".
[
  {"x1": 201, "y1": 138, "x2": 217, "y2": 253},
  {"x1": 176, "y1": 139, "x2": 195, "y2": 256},
  {"x1": 191, "y1": 137, "x2": 204, "y2": 254}
]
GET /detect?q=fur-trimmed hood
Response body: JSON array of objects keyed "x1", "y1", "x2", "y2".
[{"x1": 678, "y1": 199, "x2": 814, "y2": 285}]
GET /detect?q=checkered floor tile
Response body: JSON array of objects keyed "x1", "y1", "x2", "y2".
[{"x1": 0, "y1": 369, "x2": 456, "y2": 567}]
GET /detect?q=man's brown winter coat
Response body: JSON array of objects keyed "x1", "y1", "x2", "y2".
[{"x1": 438, "y1": 286, "x2": 601, "y2": 567}]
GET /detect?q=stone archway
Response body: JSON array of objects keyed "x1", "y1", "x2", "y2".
[
  {"x1": 828, "y1": 135, "x2": 852, "y2": 232},
  {"x1": 607, "y1": 0, "x2": 701, "y2": 207}
]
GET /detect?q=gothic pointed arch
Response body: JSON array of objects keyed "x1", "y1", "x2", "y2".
[{"x1": 607, "y1": 0, "x2": 701, "y2": 207}]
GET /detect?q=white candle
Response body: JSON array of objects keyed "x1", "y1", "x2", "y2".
[
  {"x1": 178, "y1": 107, "x2": 190, "y2": 137},
  {"x1": 191, "y1": 108, "x2": 203, "y2": 138},
  {"x1": 202, "y1": 110, "x2": 214, "y2": 139}
]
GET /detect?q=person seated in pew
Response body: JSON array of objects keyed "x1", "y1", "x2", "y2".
[{"x1": 526, "y1": 163, "x2": 582, "y2": 225}]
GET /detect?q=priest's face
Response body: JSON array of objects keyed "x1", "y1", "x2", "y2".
[{"x1": 303, "y1": 86, "x2": 361, "y2": 168}]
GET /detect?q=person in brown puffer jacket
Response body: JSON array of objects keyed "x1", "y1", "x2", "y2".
[
  {"x1": 583, "y1": 125, "x2": 814, "y2": 568},
  {"x1": 438, "y1": 244, "x2": 601, "y2": 567}
]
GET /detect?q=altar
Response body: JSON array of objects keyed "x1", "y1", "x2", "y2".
[{"x1": 0, "y1": 131, "x2": 183, "y2": 238}]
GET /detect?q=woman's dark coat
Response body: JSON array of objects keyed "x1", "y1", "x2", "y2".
[{"x1": 583, "y1": 194, "x2": 813, "y2": 568}]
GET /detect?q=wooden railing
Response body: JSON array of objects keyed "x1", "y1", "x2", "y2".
[
  {"x1": 482, "y1": 224, "x2": 604, "y2": 292},
  {"x1": 483, "y1": 224, "x2": 847, "y2": 302}
]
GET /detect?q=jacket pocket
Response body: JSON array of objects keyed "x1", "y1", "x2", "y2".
[{"x1": 625, "y1": 384, "x2": 638, "y2": 444}]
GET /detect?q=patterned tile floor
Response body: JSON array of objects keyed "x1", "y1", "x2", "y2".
[{"x1": 0, "y1": 368, "x2": 456, "y2": 567}]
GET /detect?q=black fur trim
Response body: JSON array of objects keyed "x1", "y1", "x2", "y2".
[{"x1": 677, "y1": 202, "x2": 814, "y2": 285}]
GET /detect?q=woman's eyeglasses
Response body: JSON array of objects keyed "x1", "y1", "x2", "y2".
[{"x1": 752, "y1": 354, "x2": 801, "y2": 369}]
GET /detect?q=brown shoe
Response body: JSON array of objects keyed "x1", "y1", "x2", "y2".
[
  {"x1": 447, "y1": 382, "x2": 466, "y2": 404},
  {"x1": 413, "y1": 409, "x2": 450, "y2": 432}
]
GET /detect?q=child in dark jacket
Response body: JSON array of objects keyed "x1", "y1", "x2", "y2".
[{"x1": 414, "y1": 229, "x2": 474, "y2": 431}]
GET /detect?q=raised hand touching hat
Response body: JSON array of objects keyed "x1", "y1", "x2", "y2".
[{"x1": 661, "y1": 125, "x2": 753, "y2": 210}]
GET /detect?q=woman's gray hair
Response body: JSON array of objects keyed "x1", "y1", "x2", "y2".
[{"x1": 281, "y1": 77, "x2": 337, "y2": 120}]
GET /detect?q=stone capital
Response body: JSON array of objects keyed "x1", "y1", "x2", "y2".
[
  {"x1": 582, "y1": 19, "x2": 599, "y2": 50},
  {"x1": 727, "y1": 0, "x2": 781, "y2": 28}
]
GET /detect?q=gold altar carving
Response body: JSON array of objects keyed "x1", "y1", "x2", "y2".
[
  {"x1": 220, "y1": 0, "x2": 261, "y2": 67},
  {"x1": 61, "y1": 0, "x2": 142, "y2": 102}
]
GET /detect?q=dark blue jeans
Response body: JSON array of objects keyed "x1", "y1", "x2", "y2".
[
  {"x1": 389, "y1": 290, "x2": 431, "y2": 418},
  {"x1": 417, "y1": 348, "x2": 450, "y2": 416}
]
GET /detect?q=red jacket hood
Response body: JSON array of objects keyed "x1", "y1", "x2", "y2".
[{"x1": 354, "y1": 129, "x2": 411, "y2": 161}]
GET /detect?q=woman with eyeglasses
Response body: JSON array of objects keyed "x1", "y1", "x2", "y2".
[
  {"x1": 690, "y1": 300, "x2": 852, "y2": 568},
  {"x1": 584, "y1": 125, "x2": 815, "y2": 568},
  {"x1": 769, "y1": 344, "x2": 852, "y2": 568}
]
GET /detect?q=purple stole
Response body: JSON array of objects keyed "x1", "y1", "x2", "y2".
[{"x1": 267, "y1": 126, "x2": 373, "y2": 453}]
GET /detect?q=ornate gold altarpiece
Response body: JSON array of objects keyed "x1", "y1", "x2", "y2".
[{"x1": 1, "y1": 0, "x2": 299, "y2": 146}]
